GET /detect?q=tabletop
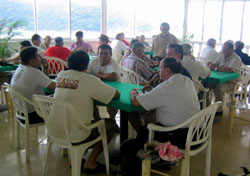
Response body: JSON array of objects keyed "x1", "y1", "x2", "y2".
[
  {"x1": 0, "y1": 65, "x2": 18, "y2": 72},
  {"x1": 203, "y1": 71, "x2": 239, "y2": 84}
]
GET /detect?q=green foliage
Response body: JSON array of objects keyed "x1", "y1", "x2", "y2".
[
  {"x1": 179, "y1": 33, "x2": 194, "y2": 43},
  {"x1": 0, "y1": 18, "x2": 27, "y2": 58}
]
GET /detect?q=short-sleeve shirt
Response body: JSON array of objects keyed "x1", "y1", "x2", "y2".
[
  {"x1": 152, "y1": 33, "x2": 178, "y2": 58},
  {"x1": 88, "y1": 58, "x2": 121, "y2": 81},
  {"x1": 111, "y1": 39, "x2": 129, "y2": 63},
  {"x1": 54, "y1": 70, "x2": 116, "y2": 143},
  {"x1": 200, "y1": 46, "x2": 219, "y2": 63},
  {"x1": 181, "y1": 56, "x2": 210, "y2": 80},
  {"x1": 69, "y1": 41, "x2": 93, "y2": 52},
  {"x1": 122, "y1": 53, "x2": 154, "y2": 81},
  {"x1": 11, "y1": 64, "x2": 53, "y2": 112},
  {"x1": 136, "y1": 74, "x2": 200, "y2": 127},
  {"x1": 46, "y1": 46, "x2": 71, "y2": 62},
  {"x1": 214, "y1": 52, "x2": 242, "y2": 82}
]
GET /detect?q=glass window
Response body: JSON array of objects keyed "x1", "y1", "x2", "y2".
[
  {"x1": 222, "y1": 1, "x2": 243, "y2": 43},
  {"x1": 134, "y1": 0, "x2": 184, "y2": 40},
  {"x1": 203, "y1": 1, "x2": 222, "y2": 43},
  {"x1": 242, "y1": 2, "x2": 250, "y2": 44},
  {"x1": 71, "y1": 0, "x2": 101, "y2": 39},
  {"x1": 36, "y1": 0, "x2": 69, "y2": 38},
  {"x1": 0, "y1": 0, "x2": 35, "y2": 39},
  {"x1": 187, "y1": 1, "x2": 204, "y2": 41}
]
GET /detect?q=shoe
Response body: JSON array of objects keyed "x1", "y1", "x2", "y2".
[
  {"x1": 83, "y1": 162, "x2": 106, "y2": 174},
  {"x1": 0, "y1": 104, "x2": 7, "y2": 112},
  {"x1": 215, "y1": 111, "x2": 223, "y2": 116}
]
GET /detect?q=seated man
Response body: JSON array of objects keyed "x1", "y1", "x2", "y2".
[
  {"x1": 69, "y1": 31, "x2": 94, "y2": 53},
  {"x1": 40, "y1": 35, "x2": 52, "y2": 51},
  {"x1": 88, "y1": 44, "x2": 121, "y2": 121},
  {"x1": 200, "y1": 38, "x2": 219, "y2": 63},
  {"x1": 208, "y1": 42, "x2": 242, "y2": 115},
  {"x1": 234, "y1": 41, "x2": 250, "y2": 65},
  {"x1": 121, "y1": 58, "x2": 200, "y2": 175},
  {"x1": 46, "y1": 37, "x2": 71, "y2": 62},
  {"x1": 11, "y1": 47, "x2": 56, "y2": 124},
  {"x1": 54, "y1": 50, "x2": 120, "y2": 174},
  {"x1": 122, "y1": 42, "x2": 156, "y2": 83},
  {"x1": 31, "y1": 34, "x2": 46, "y2": 57}
]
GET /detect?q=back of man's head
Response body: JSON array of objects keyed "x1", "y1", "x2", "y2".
[
  {"x1": 130, "y1": 39, "x2": 139, "y2": 48},
  {"x1": 168, "y1": 44, "x2": 183, "y2": 60},
  {"x1": 75, "y1": 31, "x2": 83, "y2": 37},
  {"x1": 55, "y1": 37, "x2": 63, "y2": 46},
  {"x1": 67, "y1": 50, "x2": 89, "y2": 71},
  {"x1": 132, "y1": 42, "x2": 145, "y2": 52},
  {"x1": 98, "y1": 44, "x2": 112, "y2": 55},
  {"x1": 20, "y1": 40, "x2": 32, "y2": 47},
  {"x1": 235, "y1": 41, "x2": 244, "y2": 50},
  {"x1": 31, "y1": 34, "x2": 41, "y2": 42},
  {"x1": 207, "y1": 38, "x2": 216, "y2": 47},
  {"x1": 20, "y1": 47, "x2": 37, "y2": 65},
  {"x1": 181, "y1": 43, "x2": 192, "y2": 56},
  {"x1": 163, "y1": 58, "x2": 182, "y2": 74}
]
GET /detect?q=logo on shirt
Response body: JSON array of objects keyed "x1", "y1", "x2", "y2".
[{"x1": 56, "y1": 78, "x2": 79, "y2": 89}]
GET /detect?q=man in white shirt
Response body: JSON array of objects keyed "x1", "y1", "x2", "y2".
[
  {"x1": 120, "y1": 58, "x2": 200, "y2": 175},
  {"x1": 111, "y1": 33, "x2": 129, "y2": 65},
  {"x1": 208, "y1": 42, "x2": 242, "y2": 115},
  {"x1": 200, "y1": 38, "x2": 219, "y2": 63},
  {"x1": 88, "y1": 44, "x2": 121, "y2": 122},
  {"x1": 54, "y1": 50, "x2": 120, "y2": 174},
  {"x1": 31, "y1": 34, "x2": 46, "y2": 57},
  {"x1": 11, "y1": 47, "x2": 56, "y2": 124}
]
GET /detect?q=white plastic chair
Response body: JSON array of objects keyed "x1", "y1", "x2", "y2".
[
  {"x1": 228, "y1": 64, "x2": 250, "y2": 136},
  {"x1": 6, "y1": 84, "x2": 45, "y2": 163},
  {"x1": 1, "y1": 82, "x2": 14, "y2": 119},
  {"x1": 45, "y1": 57, "x2": 68, "y2": 77},
  {"x1": 32, "y1": 95, "x2": 110, "y2": 176},
  {"x1": 142, "y1": 102, "x2": 221, "y2": 176},
  {"x1": 193, "y1": 79, "x2": 209, "y2": 109},
  {"x1": 122, "y1": 66, "x2": 148, "y2": 85}
]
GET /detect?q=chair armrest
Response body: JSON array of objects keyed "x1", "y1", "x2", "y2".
[{"x1": 84, "y1": 119, "x2": 105, "y2": 130}]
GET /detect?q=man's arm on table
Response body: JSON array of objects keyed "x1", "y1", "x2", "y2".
[
  {"x1": 97, "y1": 72, "x2": 119, "y2": 81},
  {"x1": 209, "y1": 63, "x2": 234, "y2": 73},
  {"x1": 130, "y1": 89, "x2": 141, "y2": 106},
  {"x1": 113, "y1": 90, "x2": 120, "y2": 100}
]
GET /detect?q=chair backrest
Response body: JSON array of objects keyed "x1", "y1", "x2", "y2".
[
  {"x1": 45, "y1": 57, "x2": 68, "y2": 76},
  {"x1": 122, "y1": 66, "x2": 148, "y2": 85},
  {"x1": 6, "y1": 84, "x2": 32, "y2": 122},
  {"x1": 185, "y1": 102, "x2": 221, "y2": 155},
  {"x1": 193, "y1": 79, "x2": 209, "y2": 109},
  {"x1": 32, "y1": 95, "x2": 87, "y2": 147}
]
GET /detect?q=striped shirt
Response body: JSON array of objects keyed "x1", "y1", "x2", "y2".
[{"x1": 122, "y1": 53, "x2": 154, "y2": 81}]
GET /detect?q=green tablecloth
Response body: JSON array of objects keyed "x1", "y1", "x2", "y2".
[
  {"x1": 203, "y1": 71, "x2": 239, "y2": 84},
  {"x1": 0, "y1": 65, "x2": 18, "y2": 72},
  {"x1": 44, "y1": 80, "x2": 143, "y2": 112},
  {"x1": 144, "y1": 51, "x2": 154, "y2": 56}
]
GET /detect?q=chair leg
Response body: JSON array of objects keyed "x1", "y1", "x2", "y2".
[
  {"x1": 142, "y1": 158, "x2": 151, "y2": 176},
  {"x1": 181, "y1": 154, "x2": 190, "y2": 176},
  {"x1": 25, "y1": 126, "x2": 30, "y2": 163},
  {"x1": 205, "y1": 139, "x2": 212, "y2": 176},
  {"x1": 15, "y1": 119, "x2": 20, "y2": 149},
  {"x1": 71, "y1": 147, "x2": 84, "y2": 176},
  {"x1": 229, "y1": 105, "x2": 235, "y2": 136},
  {"x1": 42, "y1": 142, "x2": 52, "y2": 176},
  {"x1": 102, "y1": 136, "x2": 110, "y2": 175}
]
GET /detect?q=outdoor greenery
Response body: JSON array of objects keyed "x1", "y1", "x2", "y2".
[{"x1": 0, "y1": 18, "x2": 26, "y2": 58}]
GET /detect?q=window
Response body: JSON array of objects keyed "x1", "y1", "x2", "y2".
[
  {"x1": 71, "y1": 0, "x2": 101, "y2": 39},
  {"x1": 242, "y1": 2, "x2": 250, "y2": 44},
  {"x1": 222, "y1": 1, "x2": 243, "y2": 42},
  {"x1": 203, "y1": 1, "x2": 222, "y2": 43},
  {"x1": 0, "y1": 0, "x2": 35, "y2": 39},
  {"x1": 36, "y1": 0, "x2": 70, "y2": 38}
]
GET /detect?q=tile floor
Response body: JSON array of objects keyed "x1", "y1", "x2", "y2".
[{"x1": 0, "y1": 103, "x2": 250, "y2": 176}]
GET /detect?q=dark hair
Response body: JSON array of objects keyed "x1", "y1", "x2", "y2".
[
  {"x1": 116, "y1": 33, "x2": 123, "y2": 40},
  {"x1": 163, "y1": 58, "x2": 182, "y2": 74},
  {"x1": 20, "y1": 47, "x2": 37, "y2": 64},
  {"x1": 132, "y1": 42, "x2": 145, "y2": 52},
  {"x1": 75, "y1": 31, "x2": 83, "y2": 37},
  {"x1": 98, "y1": 44, "x2": 112, "y2": 55},
  {"x1": 207, "y1": 38, "x2": 216, "y2": 46},
  {"x1": 168, "y1": 44, "x2": 183, "y2": 60},
  {"x1": 130, "y1": 39, "x2": 139, "y2": 48},
  {"x1": 31, "y1": 34, "x2": 41, "y2": 42},
  {"x1": 161, "y1": 22, "x2": 170, "y2": 29},
  {"x1": 224, "y1": 41, "x2": 234, "y2": 50},
  {"x1": 67, "y1": 50, "x2": 89, "y2": 71},
  {"x1": 55, "y1": 37, "x2": 63, "y2": 45},
  {"x1": 20, "y1": 40, "x2": 32, "y2": 47},
  {"x1": 99, "y1": 34, "x2": 110, "y2": 43},
  {"x1": 235, "y1": 41, "x2": 244, "y2": 50}
]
